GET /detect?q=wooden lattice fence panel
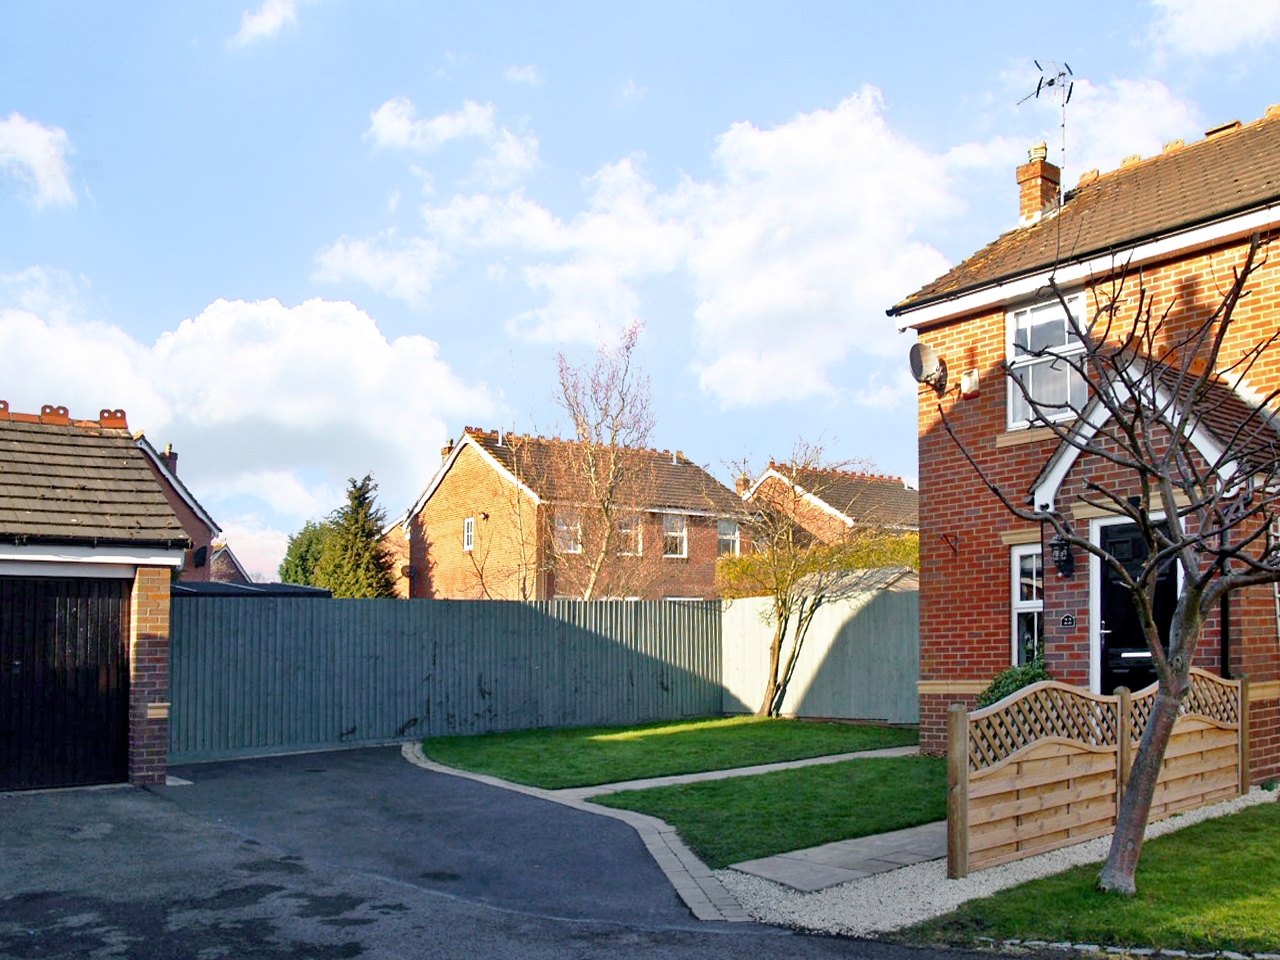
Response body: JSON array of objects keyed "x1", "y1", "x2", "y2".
[{"x1": 948, "y1": 668, "x2": 1244, "y2": 879}]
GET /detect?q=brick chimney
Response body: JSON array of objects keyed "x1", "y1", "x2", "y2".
[
  {"x1": 440, "y1": 438, "x2": 455, "y2": 459},
  {"x1": 159, "y1": 443, "x2": 178, "y2": 475},
  {"x1": 735, "y1": 474, "x2": 751, "y2": 497},
  {"x1": 1017, "y1": 142, "x2": 1060, "y2": 224}
]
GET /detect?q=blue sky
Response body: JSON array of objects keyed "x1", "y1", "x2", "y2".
[{"x1": 4, "y1": 1, "x2": 1280, "y2": 576}]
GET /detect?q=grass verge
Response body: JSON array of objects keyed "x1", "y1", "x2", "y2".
[
  {"x1": 421, "y1": 715, "x2": 917, "y2": 789},
  {"x1": 900, "y1": 802, "x2": 1280, "y2": 954},
  {"x1": 592, "y1": 755, "x2": 945, "y2": 868}
]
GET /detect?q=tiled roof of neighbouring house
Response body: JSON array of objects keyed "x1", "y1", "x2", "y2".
[
  {"x1": 0, "y1": 403, "x2": 189, "y2": 548},
  {"x1": 464, "y1": 428, "x2": 748, "y2": 516},
  {"x1": 891, "y1": 109, "x2": 1280, "y2": 317},
  {"x1": 784, "y1": 467, "x2": 919, "y2": 531}
]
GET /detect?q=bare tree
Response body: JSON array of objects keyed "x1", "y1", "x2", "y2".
[
  {"x1": 718, "y1": 441, "x2": 914, "y2": 716},
  {"x1": 939, "y1": 236, "x2": 1280, "y2": 895},
  {"x1": 553, "y1": 321, "x2": 659, "y2": 599}
]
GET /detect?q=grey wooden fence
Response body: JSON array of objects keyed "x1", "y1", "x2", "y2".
[
  {"x1": 720, "y1": 587, "x2": 920, "y2": 723},
  {"x1": 169, "y1": 598, "x2": 722, "y2": 763}
]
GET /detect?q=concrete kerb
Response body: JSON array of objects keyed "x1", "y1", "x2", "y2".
[{"x1": 400, "y1": 743, "x2": 752, "y2": 922}]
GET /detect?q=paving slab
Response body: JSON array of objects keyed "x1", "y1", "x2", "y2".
[{"x1": 730, "y1": 820, "x2": 946, "y2": 892}]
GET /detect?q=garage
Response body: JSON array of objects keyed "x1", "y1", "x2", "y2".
[
  {"x1": 0, "y1": 577, "x2": 132, "y2": 790},
  {"x1": 1, "y1": 402, "x2": 187, "y2": 790}
]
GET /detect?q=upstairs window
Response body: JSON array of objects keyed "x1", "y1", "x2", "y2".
[
  {"x1": 662, "y1": 513, "x2": 688, "y2": 558},
  {"x1": 1008, "y1": 294, "x2": 1088, "y2": 428},
  {"x1": 617, "y1": 514, "x2": 643, "y2": 556},
  {"x1": 717, "y1": 519, "x2": 740, "y2": 556},
  {"x1": 554, "y1": 510, "x2": 582, "y2": 554},
  {"x1": 463, "y1": 516, "x2": 474, "y2": 552}
]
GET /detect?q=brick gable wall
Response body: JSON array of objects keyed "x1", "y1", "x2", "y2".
[
  {"x1": 387, "y1": 442, "x2": 733, "y2": 600},
  {"x1": 915, "y1": 233, "x2": 1280, "y2": 780}
]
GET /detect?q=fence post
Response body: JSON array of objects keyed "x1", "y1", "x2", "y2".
[
  {"x1": 947, "y1": 702, "x2": 970, "y2": 879},
  {"x1": 1116, "y1": 687, "x2": 1131, "y2": 811},
  {"x1": 1239, "y1": 675, "x2": 1251, "y2": 795}
]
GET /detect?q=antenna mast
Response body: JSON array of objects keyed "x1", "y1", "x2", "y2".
[{"x1": 1018, "y1": 60, "x2": 1074, "y2": 205}]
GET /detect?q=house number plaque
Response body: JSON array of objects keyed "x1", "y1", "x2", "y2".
[{"x1": 1060, "y1": 614, "x2": 1076, "y2": 628}]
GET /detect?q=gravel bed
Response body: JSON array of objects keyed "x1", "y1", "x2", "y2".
[{"x1": 716, "y1": 788, "x2": 1279, "y2": 938}]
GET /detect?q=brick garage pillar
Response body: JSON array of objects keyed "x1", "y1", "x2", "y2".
[{"x1": 128, "y1": 565, "x2": 171, "y2": 784}]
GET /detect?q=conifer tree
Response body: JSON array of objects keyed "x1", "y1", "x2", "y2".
[{"x1": 312, "y1": 474, "x2": 396, "y2": 598}]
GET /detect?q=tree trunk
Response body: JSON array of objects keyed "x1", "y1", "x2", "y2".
[
  {"x1": 759, "y1": 619, "x2": 785, "y2": 716},
  {"x1": 1097, "y1": 686, "x2": 1182, "y2": 894}
]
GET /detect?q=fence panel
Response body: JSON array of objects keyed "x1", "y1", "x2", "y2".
[
  {"x1": 720, "y1": 586, "x2": 919, "y2": 723},
  {"x1": 169, "y1": 597, "x2": 722, "y2": 763},
  {"x1": 948, "y1": 668, "x2": 1244, "y2": 877}
]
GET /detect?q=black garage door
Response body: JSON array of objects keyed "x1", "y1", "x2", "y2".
[{"x1": 1, "y1": 577, "x2": 131, "y2": 790}]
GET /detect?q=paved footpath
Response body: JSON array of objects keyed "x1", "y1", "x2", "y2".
[{"x1": 408, "y1": 743, "x2": 944, "y2": 918}]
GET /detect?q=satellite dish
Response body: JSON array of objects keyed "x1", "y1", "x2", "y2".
[{"x1": 909, "y1": 343, "x2": 947, "y2": 395}]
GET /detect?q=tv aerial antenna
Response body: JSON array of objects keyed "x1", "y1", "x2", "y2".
[{"x1": 1019, "y1": 60, "x2": 1074, "y2": 179}]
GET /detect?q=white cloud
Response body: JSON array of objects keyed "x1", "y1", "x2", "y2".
[
  {"x1": 366, "y1": 97, "x2": 496, "y2": 151},
  {"x1": 620, "y1": 79, "x2": 648, "y2": 102},
  {"x1": 229, "y1": 0, "x2": 300, "y2": 48},
  {"x1": 504, "y1": 64, "x2": 543, "y2": 85},
  {"x1": 0, "y1": 266, "x2": 86, "y2": 321},
  {"x1": 313, "y1": 231, "x2": 446, "y2": 304},
  {"x1": 414, "y1": 88, "x2": 953, "y2": 404},
  {"x1": 0, "y1": 112, "x2": 76, "y2": 208},
  {"x1": 215, "y1": 517, "x2": 293, "y2": 581},
  {"x1": 366, "y1": 97, "x2": 539, "y2": 187},
  {"x1": 1152, "y1": 0, "x2": 1280, "y2": 56},
  {"x1": 474, "y1": 128, "x2": 540, "y2": 187},
  {"x1": 0, "y1": 297, "x2": 497, "y2": 573}
]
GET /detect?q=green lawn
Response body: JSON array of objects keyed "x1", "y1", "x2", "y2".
[
  {"x1": 421, "y1": 715, "x2": 917, "y2": 789},
  {"x1": 593, "y1": 756, "x2": 946, "y2": 868},
  {"x1": 902, "y1": 802, "x2": 1280, "y2": 954}
]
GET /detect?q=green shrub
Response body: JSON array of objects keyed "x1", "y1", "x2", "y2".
[{"x1": 976, "y1": 658, "x2": 1050, "y2": 709}]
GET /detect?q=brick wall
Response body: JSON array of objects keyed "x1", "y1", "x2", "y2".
[
  {"x1": 391, "y1": 443, "x2": 731, "y2": 600},
  {"x1": 750, "y1": 473, "x2": 852, "y2": 544},
  {"x1": 914, "y1": 232, "x2": 1280, "y2": 755},
  {"x1": 128, "y1": 565, "x2": 171, "y2": 785}
]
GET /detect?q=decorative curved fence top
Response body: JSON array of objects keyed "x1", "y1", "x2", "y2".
[{"x1": 969, "y1": 668, "x2": 1239, "y2": 773}]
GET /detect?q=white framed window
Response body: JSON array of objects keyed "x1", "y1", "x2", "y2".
[
  {"x1": 617, "y1": 513, "x2": 643, "y2": 556},
  {"x1": 1011, "y1": 544, "x2": 1044, "y2": 665},
  {"x1": 717, "y1": 519, "x2": 740, "y2": 556},
  {"x1": 1007, "y1": 293, "x2": 1088, "y2": 429},
  {"x1": 662, "y1": 513, "x2": 687, "y2": 558},
  {"x1": 554, "y1": 510, "x2": 582, "y2": 554},
  {"x1": 463, "y1": 516, "x2": 474, "y2": 552}
]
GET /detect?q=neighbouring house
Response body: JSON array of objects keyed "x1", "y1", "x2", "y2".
[
  {"x1": 743, "y1": 465, "x2": 918, "y2": 544},
  {"x1": 887, "y1": 107, "x2": 1280, "y2": 782},
  {"x1": 384, "y1": 427, "x2": 750, "y2": 600},
  {"x1": 0, "y1": 402, "x2": 188, "y2": 790},
  {"x1": 135, "y1": 435, "x2": 250, "y2": 584}
]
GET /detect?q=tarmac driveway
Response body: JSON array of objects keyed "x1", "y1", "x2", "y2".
[{"x1": 0, "y1": 746, "x2": 966, "y2": 960}]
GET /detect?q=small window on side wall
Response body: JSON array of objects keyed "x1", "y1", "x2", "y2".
[
  {"x1": 717, "y1": 519, "x2": 740, "y2": 556},
  {"x1": 554, "y1": 510, "x2": 582, "y2": 554},
  {"x1": 617, "y1": 513, "x2": 642, "y2": 556},
  {"x1": 463, "y1": 516, "x2": 474, "y2": 552},
  {"x1": 662, "y1": 513, "x2": 687, "y2": 558},
  {"x1": 1011, "y1": 544, "x2": 1044, "y2": 665},
  {"x1": 1007, "y1": 294, "x2": 1088, "y2": 429}
]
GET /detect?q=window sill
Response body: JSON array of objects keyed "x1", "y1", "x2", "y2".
[{"x1": 996, "y1": 426, "x2": 1057, "y2": 448}]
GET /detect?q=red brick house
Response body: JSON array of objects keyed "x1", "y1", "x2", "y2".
[
  {"x1": 136, "y1": 435, "x2": 250, "y2": 584},
  {"x1": 745, "y1": 465, "x2": 918, "y2": 545},
  {"x1": 888, "y1": 108, "x2": 1280, "y2": 781},
  {"x1": 385, "y1": 427, "x2": 748, "y2": 600},
  {"x1": 0, "y1": 402, "x2": 188, "y2": 789}
]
